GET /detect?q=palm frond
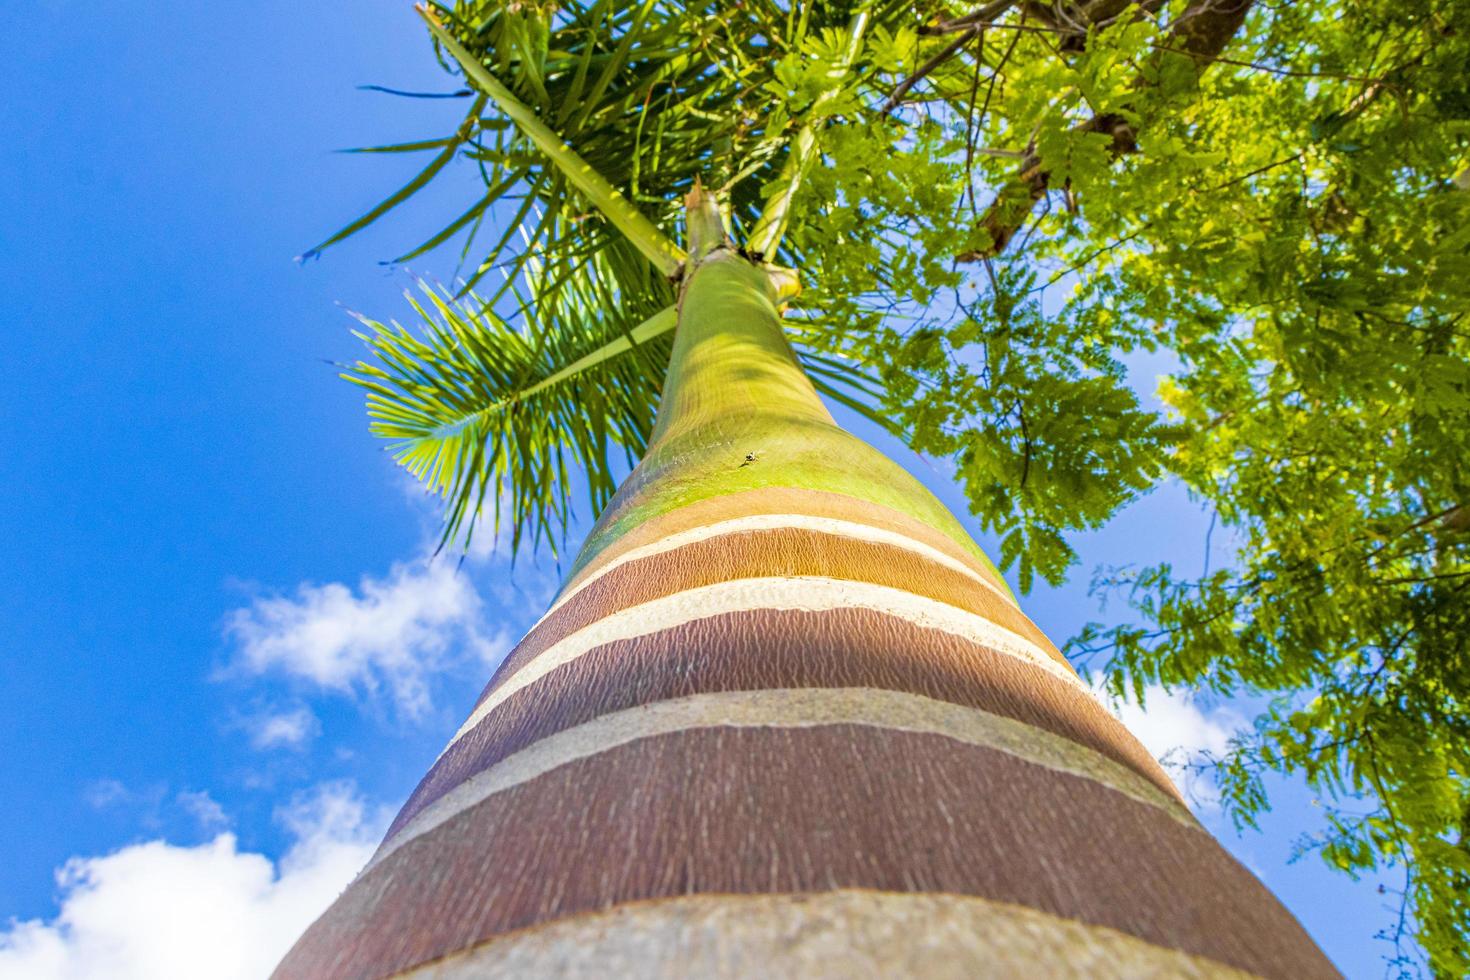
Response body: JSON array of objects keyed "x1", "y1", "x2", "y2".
[
  {"x1": 300, "y1": 95, "x2": 488, "y2": 261},
  {"x1": 328, "y1": 1, "x2": 934, "y2": 562},
  {"x1": 420, "y1": 4, "x2": 687, "y2": 276},
  {"x1": 346, "y1": 259, "x2": 674, "y2": 557},
  {"x1": 799, "y1": 348, "x2": 903, "y2": 439},
  {"x1": 310, "y1": 1, "x2": 884, "y2": 268}
]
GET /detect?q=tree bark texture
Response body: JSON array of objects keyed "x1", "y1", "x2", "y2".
[{"x1": 273, "y1": 249, "x2": 1336, "y2": 979}]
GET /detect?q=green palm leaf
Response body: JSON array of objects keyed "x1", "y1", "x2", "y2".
[{"x1": 346, "y1": 255, "x2": 675, "y2": 557}]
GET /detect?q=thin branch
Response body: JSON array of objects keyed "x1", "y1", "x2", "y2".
[
  {"x1": 923, "y1": 20, "x2": 1067, "y2": 38},
  {"x1": 1026, "y1": 225, "x2": 1146, "y2": 293},
  {"x1": 965, "y1": 26, "x2": 1025, "y2": 218},
  {"x1": 1153, "y1": 44, "x2": 1386, "y2": 83},
  {"x1": 1208, "y1": 153, "x2": 1304, "y2": 191},
  {"x1": 747, "y1": 10, "x2": 870, "y2": 257},
  {"x1": 922, "y1": 0, "x2": 1017, "y2": 36},
  {"x1": 1363, "y1": 503, "x2": 1465, "y2": 562},
  {"x1": 882, "y1": 23, "x2": 982, "y2": 114},
  {"x1": 1015, "y1": 399, "x2": 1032, "y2": 487},
  {"x1": 961, "y1": 30, "x2": 986, "y2": 216}
]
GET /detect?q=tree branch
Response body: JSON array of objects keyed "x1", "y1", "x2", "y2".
[
  {"x1": 882, "y1": 22, "x2": 986, "y2": 114},
  {"x1": 920, "y1": 0, "x2": 1018, "y2": 36},
  {"x1": 960, "y1": 0, "x2": 1255, "y2": 261}
]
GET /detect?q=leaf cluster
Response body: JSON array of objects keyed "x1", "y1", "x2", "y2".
[{"x1": 346, "y1": 242, "x2": 672, "y2": 556}]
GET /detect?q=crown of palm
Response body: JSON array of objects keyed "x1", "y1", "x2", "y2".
[{"x1": 326, "y1": 1, "x2": 887, "y2": 557}]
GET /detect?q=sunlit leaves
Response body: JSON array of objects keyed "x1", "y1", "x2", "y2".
[
  {"x1": 345, "y1": 251, "x2": 673, "y2": 557},
  {"x1": 875, "y1": 269, "x2": 1173, "y2": 591},
  {"x1": 864, "y1": 24, "x2": 917, "y2": 76}
]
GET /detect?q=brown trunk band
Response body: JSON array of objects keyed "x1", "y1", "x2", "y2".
[
  {"x1": 388, "y1": 605, "x2": 1178, "y2": 843},
  {"x1": 565, "y1": 486, "x2": 1012, "y2": 600},
  {"x1": 277, "y1": 725, "x2": 1336, "y2": 980},
  {"x1": 478, "y1": 523, "x2": 1058, "y2": 714}
]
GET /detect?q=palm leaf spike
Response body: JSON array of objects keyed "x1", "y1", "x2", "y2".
[
  {"x1": 510, "y1": 306, "x2": 676, "y2": 403},
  {"x1": 745, "y1": 9, "x2": 871, "y2": 259},
  {"x1": 388, "y1": 164, "x2": 528, "y2": 266},
  {"x1": 299, "y1": 93, "x2": 489, "y2": 261},
  {"x1": 684, "y1": 178, "x2": 730, "y2": 260},
  {"x1": 416, "y1": 4, "x2": 686, "y2": 278}
]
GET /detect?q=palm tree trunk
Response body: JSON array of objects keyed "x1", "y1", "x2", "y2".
[{"x1": 273, "y1": 243, "x2": 1337, "y2": 979}]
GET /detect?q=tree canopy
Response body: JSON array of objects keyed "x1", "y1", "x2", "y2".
[{"x1": 312, "y1": 1, "x2": 1470, "y2": 973}]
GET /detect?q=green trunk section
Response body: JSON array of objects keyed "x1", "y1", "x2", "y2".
[
  {"x1": 567, "y1": 248, "x2": 1012, "y2": 599},
  {"x1": 649, "y1": 253, "x2": 834, "y2": 445}
]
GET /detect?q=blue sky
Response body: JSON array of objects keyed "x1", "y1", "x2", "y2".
[{"x1": 0, "y1": 1, "x2": 1397, "y2": 976}]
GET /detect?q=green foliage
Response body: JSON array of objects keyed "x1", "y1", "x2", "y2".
[
  {"x1": 872, "y1": 267, "x2": 1172, "y2": 591},
  {"x1": 315, "y1": 0, "x2": 1470, "y2": 969},
  {"x1": 1053, "y1": 4, "x2": 1470, "y2": 970},
  {"x1": 345, "y1": 243, "x2": 674, "y2": 556}
]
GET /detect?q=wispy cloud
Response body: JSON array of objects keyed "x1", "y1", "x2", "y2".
[
  {"x1": 82, "y1": 779, "x2": 133, "y2": 811},
  {"x1": 81, "y1": 782, "x2": 236, "y2": 836},
  {"x1": 224, "y1": 558, "x2": 509, "y2": 717},
  {"x1": 0, "y1": 783, "x2": 382, "y2": 980},
  {"x1": 240, "y1": 704, "x2": 321, "y2": 751},
  {"x1": 81, "y1": 780, "x2": 169, "y2": 830},
  {"x1": 175, "y1": 791, "x2": 229, "y2": 833},
  {"x1": 1095, "y1": 682, "x2": 1245, "y2": 809}
]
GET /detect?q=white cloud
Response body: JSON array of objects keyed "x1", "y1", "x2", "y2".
[
  {"x1": 81, "y1": 781, "x2": 168, "y2": 830},
  {"x1": 175, "y1": 791, "x2": 229, "y2": 832},
  {"x1": 0, "y1": 782, "x2": 381, "y2": 980},
  {"x1": 1095, "y1": 682, "x2": 1245, "y2": 808},
  {"x1": 81, "y1": 780, "x2": 130, "y2": 811},
  {"x1": 242, "y1": 704, "x2": 321, "y2": 751},
  {"x1": 225, "y1": 559, "x2": 509, "y2": 716}
]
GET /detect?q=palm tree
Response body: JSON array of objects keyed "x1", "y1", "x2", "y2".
[{"x1": 276, "y1": 4, "x2": 1336, "y2": 977}]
